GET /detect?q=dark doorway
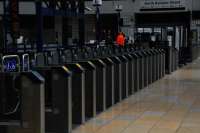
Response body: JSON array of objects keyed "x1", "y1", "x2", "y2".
[
  {"x1": 99, "y1": 14, "x2": 118, "y2": 41},
  {"x1": 0, "y1": 19, "x2": 3, "y2": 50}
]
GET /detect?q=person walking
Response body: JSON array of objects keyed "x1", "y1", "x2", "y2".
[{"x1": 116, "y1": 32, "x2": 125, "y2": 47}]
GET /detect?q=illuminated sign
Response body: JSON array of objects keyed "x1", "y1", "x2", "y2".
[
  {"x1": 141, "y1": 0, "x2": 186, "y2": 10},
  {"x1": 2, "y1": 55, "x2": 20, "y2": 72}
]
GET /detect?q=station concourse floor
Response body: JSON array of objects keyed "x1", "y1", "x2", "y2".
[{"x1": 72, "y1": 58, "x2": 200, "y2": 133}]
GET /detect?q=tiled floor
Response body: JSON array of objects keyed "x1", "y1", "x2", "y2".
[{"x1": 72, "y1": 58, "x2": 200, "y2": 133}]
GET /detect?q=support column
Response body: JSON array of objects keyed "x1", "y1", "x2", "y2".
[
  {"x1": 117, "y1": 12, "x2": 121, "y2": 33},
  {"x1": 78, "y1": 0, "x2": 85, "y2": 46},
  {"x1": 62, "y1": 17, "x2": 69, "y2": 47},
  {"x1": 95, "y1": 6, "x2": 100, "y2": 45},
  {"x1": 0, "y1": 17, "x2": 3, "y2": 52},
  {"x1": 3, "y1": 0, "x2": 19, "y2": 52},
  {"x1": 161, "y1": 27, "x2": 167, "y2": 41},
  {"x1": 36, "y1": 1, "x2": 43, "y2": 52},
  {"x1": 10, "y1": 0, "x2": 19, "y2": 52},
  {"x1": 55, "y1": 16, "x2": 63, "y2": 45},
  {"x1": 172, "y1": 26, "x2": 176, "y2": 48}
]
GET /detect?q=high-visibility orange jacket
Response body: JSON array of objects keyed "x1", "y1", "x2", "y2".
[{"x1": 116, "y1": 34, "x2": 125, "y2": 47}]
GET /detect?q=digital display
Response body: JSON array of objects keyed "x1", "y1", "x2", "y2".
[{"x1": 2, "y1": 55, "x2": 20, "y2": 72}]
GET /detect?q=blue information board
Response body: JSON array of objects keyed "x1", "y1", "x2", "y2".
[{"x1": 2, "y1": 55, "x2": 20, "y2": 72}]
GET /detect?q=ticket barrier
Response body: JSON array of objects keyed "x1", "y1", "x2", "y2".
[
  {"x1": 152, "y1": 49, "x2": 158, "y2": 81},
  {"x1": 135, "y1": 51, "x2": 144, "y2": 90},
  {"x1": 173, "y1": 49, "x2": 178, "y2": 71},
  {"x1": 65, "y1": 64, "x2": 85, "y2": 126},
  {"x1": 90, "y1": 59, "x2": 106, "y2": 113},
  {"x1": 34, "y1": 53, "x2": 46, "y2": 67},
  {"x1": 175, "y1": 49, "x2": 178, "y2": 71},
  {"x1": 78, "y1": 61, "x2": 96, "y2": 119},
  {"x1": 60, "y1": 50, "x2": 73, "y2": 63},
  {"x1": 131, "y1": 53, "x2": 140, "y2": 93},
  {"x1": 157, "y1": 49, "x2": 162, "y2": 79},
  {"x1": 0, "y1": 54, "x2": 30, "y2": 72},
  {"x1": 0, "y1": 72, "x2": 45, "y2": 133},
  {"x1": 45, "y1": 51, "x2": 60, "y2": 65},
  {"x1": 117, "y1": 55, "x2": 128, "y2": 99},
  {"x1": 145, "y1": 50, "x2": 153, "y2": 84},
  {"x1": 34, "y1": 67, "x2": 72, "y2": 133},
  {"x1": 123, "y1": 54, "x2": 134, "y2": 96},
  {"x1": 100, "y1": 57, "x2": 114, "y2": 108},
  {"x1": 141, "y1": 50, "x2": 149, "y2": 87},
  {"x1": 171, "y1": 49, "x2": 175, "y2": 72},
  {"x1": 155, "y1": 49, "x2": 161, "y2": 80},
  {"x1": 150, "y1": 50, "x2": 157, "y2": 82},
  {"x1": 158, "y1": 49, "x2": 165, "y2": 78},
  {"x1": 161, "y1": 49, "x2": 166, "y2": 77},
  {"x1": 109, "y1": 56, "x2": 122, "y2": 103},
  {"x1": 151, "y1": 49, "x2": 158, "y2": 81},
  {"x1": 165, "y1": 47, "x2": 175, "y2": 74},
  {"x1": 34, "y1": 53, "x2": 93, "y2": 126}
]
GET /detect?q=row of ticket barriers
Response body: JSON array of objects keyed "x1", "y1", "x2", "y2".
[{"x1": 0, "y1": 46, "x2": 169, "y2": 133}]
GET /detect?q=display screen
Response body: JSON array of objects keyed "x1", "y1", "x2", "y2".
[{"x1": 3, "y1": 56, "x2": 20, "y2": 72}]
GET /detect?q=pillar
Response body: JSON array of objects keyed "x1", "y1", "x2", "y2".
[{"x1": 78, "y1": 0, "x2": 85, "y2": 46}]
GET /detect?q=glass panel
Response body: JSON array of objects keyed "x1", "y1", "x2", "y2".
[
  {"x1": 137, "y1": 28, "x2": 143, "y2": 33},
  {"x1": 144, "y1": 28, "x2": 152, "y2": 33},
  {"x1": 154, "y1": 27, "x2": 161, "y2": 33},
  {"x1": 175, "y1": 27, "x2": 180, "y2": 50},
  {"x1": 168, "y1": 36, "x2": 172, "y2": 46},
  {"x1": 167, "y1": 27, "x2": 173, "y2": 31}
]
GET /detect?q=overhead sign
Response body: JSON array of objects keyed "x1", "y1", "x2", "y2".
[{"x1": 141, "y1": 0, "x2": 186, "y2": 10}]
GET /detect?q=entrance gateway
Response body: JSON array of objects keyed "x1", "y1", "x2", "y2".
[{"x1": 135, "y1": 0, "x2": 190, "y2": 64}]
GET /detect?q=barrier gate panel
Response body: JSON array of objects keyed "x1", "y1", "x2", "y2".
[
  {"x1": 6, "y1": 72, "x2": 45, "y2": 133},
  {"x1": 90, "y1": 60, "x2": 106, "y2": 113},
  {"x1": 131, "y1": 53, "x2": 139, "y2": 93},
  {"x1": 35, "y1": 67, "x2": 72, "y2": 133},
  {"x1": 124, "y1": 54, "x2": 133, "y2": 96},
  {"x1": 109, "y1": 56, "x2": 121, "y2": 104},
  {"x1": 65, "y1": 64, "x2": 85, "y2": 125},
  {"x1": 117, "y1": 56, "x2": 128, "y2": 99},
  {"x1": 100, "y1": 58, "x2": 114, "y2": 108},
  {"x1": 78, "y1": 61, "x2": 96, "y2": 118}
]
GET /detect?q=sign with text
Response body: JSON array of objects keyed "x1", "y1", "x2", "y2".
[
  {"x1": 141, "y1": 0, "x2": 186, "y2": 10},
  {"x1": 2, "y1": 55, "x2": 20, "y2": 72}
]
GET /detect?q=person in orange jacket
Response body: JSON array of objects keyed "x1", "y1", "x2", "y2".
[{"x1": 116, "y1": 32, "x2": 125, "y2": 47}]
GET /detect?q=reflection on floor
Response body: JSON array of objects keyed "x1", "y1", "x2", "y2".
[{"x1": 72, "y1": 58, "x2": 200, "y2": 133}]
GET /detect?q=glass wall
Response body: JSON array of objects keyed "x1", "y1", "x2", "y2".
[{"x1": 135, "y1": 26, "x2": 187, "y2": 49}]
